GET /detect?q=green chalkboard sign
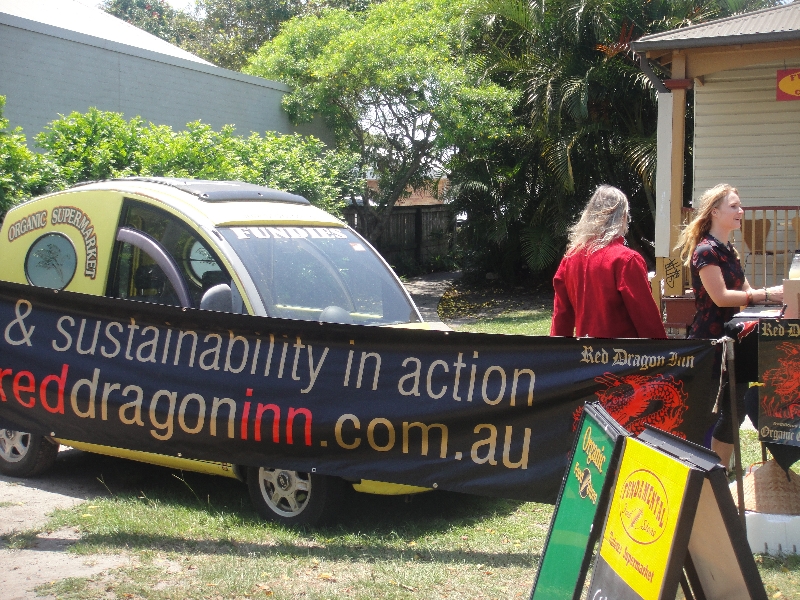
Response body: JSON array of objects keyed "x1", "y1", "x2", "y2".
[{"x1": 530, "y1": 402, "x2": 628, "y2": 600}]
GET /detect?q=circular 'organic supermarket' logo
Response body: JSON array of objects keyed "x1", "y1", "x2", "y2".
[
  {"x1": 24, "y1": 232, "x2": 77, "y2": 290},
  {"x1": 618, "y1": 469, "x2": 669, "y2": 545}
]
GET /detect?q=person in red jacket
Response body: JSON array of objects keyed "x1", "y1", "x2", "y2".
[{"x1": 550, "y1": 185, "x2": 666, "y2": 339}]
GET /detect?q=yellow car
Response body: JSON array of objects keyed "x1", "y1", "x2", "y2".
[{"x1": 0, "y1": 177, "x2": 433, "y2": 524}]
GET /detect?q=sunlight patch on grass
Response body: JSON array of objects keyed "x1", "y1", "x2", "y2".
[{"x1": 452, "y1": 309, "x2": 552, "y2": 336}]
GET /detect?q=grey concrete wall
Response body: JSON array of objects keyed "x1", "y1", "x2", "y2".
[{"x1": 0, "y1": 15, "x2": 332, "y2": 145}]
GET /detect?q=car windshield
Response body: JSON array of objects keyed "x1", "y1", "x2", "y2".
[{"x1": 219, "y1": 226, "x2": 420, "y2": 325}]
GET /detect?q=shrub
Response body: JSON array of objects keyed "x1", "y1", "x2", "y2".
[
  {"x1": 35, "y1": 107, "x2": 145, "y2": 184},
  {"x1": 0, "y1": 96, "x2": 54, "y2": 220},
  {"x1": 32, "y1": 108, "x2": 359, "y2": 216}
]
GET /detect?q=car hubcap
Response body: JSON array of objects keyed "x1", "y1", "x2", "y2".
[
  {"x1": 0, "y1": 430, "x2": 31, "y2": 463},
  {"x1": 258, "y1": 468, "x2": 311, "y2": 517}
]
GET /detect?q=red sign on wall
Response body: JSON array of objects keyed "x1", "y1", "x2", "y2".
[{"x1": 777, "y1": 69, "x2": 800, "y2": 101}]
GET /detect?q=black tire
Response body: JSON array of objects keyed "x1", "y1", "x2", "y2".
[
  {"x1": 0, "y1": 430, "x2": 59, "y2": 477},
  {"x1": 246, "y1": 467, "x2": 346, "y2": 526}
]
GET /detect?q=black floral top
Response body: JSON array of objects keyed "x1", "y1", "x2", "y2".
[{"x1": 688, "y1": 234, "x2": 744, "y2": 339}]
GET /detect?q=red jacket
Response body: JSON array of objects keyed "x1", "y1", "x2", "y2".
[{"x1": 550, "y1": 238, "x2": 667, "y2": 339}]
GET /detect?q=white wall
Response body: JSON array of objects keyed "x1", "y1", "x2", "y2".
[
  {"x1": 692, "y1": 59, "x2": 800, "y2": 207},
  {"x1": 0, "y1": 14, "x2": 332, "y2": 145},
  {"x1": 694, "y1": 62, "x2": 800, "y2": 286}
]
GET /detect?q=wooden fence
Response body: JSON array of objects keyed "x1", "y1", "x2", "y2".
[{"x1": 342, "y1": 204, "x2": 453, "y2": 266}]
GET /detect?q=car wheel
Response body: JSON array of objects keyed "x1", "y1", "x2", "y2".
[
  {"x1": 246, "y1": 467, "x2": 346, "y2": 526},
  {"x1": 0, "y1": 430, "x2": 59, "y2": 477}
]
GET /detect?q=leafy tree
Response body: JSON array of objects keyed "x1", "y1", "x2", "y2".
[
  {"x1": 0, "y1": 97, "x2": 54, "y2": 219},
  {"x1": 34, "y1": 108, "x2": 358, "y2": 215},
  {"x1": 245, "y1": 0, "x2": 519, "y2": 244},
  {"x1": 100, "y1": 0, "x2": 181, "y2": 40},
  {"x1": 101, "y1": 0, "x2": 210, "y2": 63},
  {"x1": 189, "y1": 0, "x2": 303, "y2": 70}
]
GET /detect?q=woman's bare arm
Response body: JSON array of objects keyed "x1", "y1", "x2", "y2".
[{"x1": 699, "y1": 266, "x2": 783, "y2": 306}]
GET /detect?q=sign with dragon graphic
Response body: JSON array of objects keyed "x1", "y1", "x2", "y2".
[
  {"x1": 573, "y1": 372, "x2": 691, "y2": 439},
  {"x1": 758, "y1": 319, "x2": 800, "y2": 447}
]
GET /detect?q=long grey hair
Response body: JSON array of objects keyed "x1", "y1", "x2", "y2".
[{"x1": 566, "y1": 185, "x2": 630, "y2": 255}]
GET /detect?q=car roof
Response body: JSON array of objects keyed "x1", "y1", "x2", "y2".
[
  {"x1": 64, "y1": 178, "x2": 345, "y2": 228},
  {"x1": 75, "y1": 177, "x2": 311, "y2": 204}
]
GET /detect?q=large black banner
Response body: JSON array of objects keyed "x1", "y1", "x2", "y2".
[{"x1": 0, "y1": 281, "x2": 716, "y2": 503}]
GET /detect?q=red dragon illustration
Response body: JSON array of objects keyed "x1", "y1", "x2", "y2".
[
  {"x1": 761, "y1": 342, "x2": 800, "y2": 419},
  {"x1": 573, "y1": 372, "x2": 688, "y2": 437}
]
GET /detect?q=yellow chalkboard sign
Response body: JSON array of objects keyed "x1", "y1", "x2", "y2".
[
  {"x1": 587, "y1": 426, "x2": 768, "y2": 600},
  {"x1": 598, "y1": 438, "x2": 689, "y2": 597}
]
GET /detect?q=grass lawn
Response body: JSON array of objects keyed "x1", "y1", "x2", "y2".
[
  {"x1": 450, "y1": 308, "x2": 553, "y2": 337},
  {"x1": 18, "y1": 468, "x2": 553, "y2": 599},
  {"x1": 4, "y1": 305, "x2": 799, "y2": 599}
]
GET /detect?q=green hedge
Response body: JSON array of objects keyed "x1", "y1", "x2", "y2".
[{"x1": 0, "y1": 99, "x2": 360, "y2": 220}]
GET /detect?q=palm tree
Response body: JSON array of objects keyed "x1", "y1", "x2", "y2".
[{"x1": 453, "y1": 0, "x2": 779, "y2": 277}]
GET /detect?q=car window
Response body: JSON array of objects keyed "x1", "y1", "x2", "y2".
[
  {"x1": 109, "y1": 237, "x2": 184, "y2": 306},
  {"x1": 108, "y1": 201, "x2": 232, "y2": 309},
  {"x1": 219, "y1": 226, "x2": 419, "y2": 325}
]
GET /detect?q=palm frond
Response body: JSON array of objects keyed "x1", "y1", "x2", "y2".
[
  {"x1": 619, "y1": 133, "x2": 657, "y2": 192},
  {"x1": 541, "y1": 136, "x2": 575, "y2": 192},
  {"x1": 520, "y1": 222, "x2": 565, "y2": 272},
  {"x1": 468, "y1": 0, "x2": 536, "y2": 32},
  {"x1": 560, "y1": 75, "x2": 590, "y2": 123}
]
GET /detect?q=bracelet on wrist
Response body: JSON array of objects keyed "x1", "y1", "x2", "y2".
[
  {"x1": 765, "y1": 289, "x2": 770, "y2": 302},
  {"x1": 746, "y1": 289, "x2": 753, "y2": 305}
]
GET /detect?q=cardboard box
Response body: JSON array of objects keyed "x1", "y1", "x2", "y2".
[{"x1": 783, "y1": 279, "x2": 800, "y2": 318}]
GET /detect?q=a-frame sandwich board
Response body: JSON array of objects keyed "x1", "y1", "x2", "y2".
[
  {"x1": 529, "y1": 402, "x2": 629, "y2": 600},
  {"x1": 586, "y1": 425, "x2": 767, "y2": 600},
  {"x1": 640, "y1": 426, "x2": 767, "y2": 600}
]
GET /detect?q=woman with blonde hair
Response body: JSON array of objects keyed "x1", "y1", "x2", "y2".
[
  {"x1": 550, "y1": 185, "x2": 666, "y2": 339},
  {"x1": 675, "y1": 183, "x2": 782, "y2": 468}
]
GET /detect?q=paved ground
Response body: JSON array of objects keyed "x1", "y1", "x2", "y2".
[
  {"x1": 0, "y1": 448, "x2": 130, "y2": 599},
  {"x1": 401, "y1": 271, "x2": 460, "y2": 323}
]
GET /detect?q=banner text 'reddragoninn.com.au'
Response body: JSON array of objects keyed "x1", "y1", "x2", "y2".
[{"x1": 0, "y1": 281, "x2": 716, "y2": 502}]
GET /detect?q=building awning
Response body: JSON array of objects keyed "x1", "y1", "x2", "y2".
[{"x1": 632, "y1": 3, "x2": 800, "y2": 53}]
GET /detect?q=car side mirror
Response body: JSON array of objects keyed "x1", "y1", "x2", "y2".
[
  {"x1": 319, "y1": 305, "x2": 353, "y2": 324},
  {"x1": 200, "y1": 283, "x2": 233, "y2": 313}
]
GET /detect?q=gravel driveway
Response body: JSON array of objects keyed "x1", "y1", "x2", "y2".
[{"x1": 1, "y1": 448, "x2": 130, "y2": 599}]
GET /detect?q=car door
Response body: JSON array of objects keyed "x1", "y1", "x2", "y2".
[{"x1": 106, "y1": 200, "x2": 241, "y2": 312}]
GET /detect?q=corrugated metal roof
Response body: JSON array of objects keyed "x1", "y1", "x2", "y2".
[
  {"x1": 0, "y1": 0, "x2": 212, "y2": 65},
  {"x1": 631, "y1": 3, "x2": 800, "y2": 52}
]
